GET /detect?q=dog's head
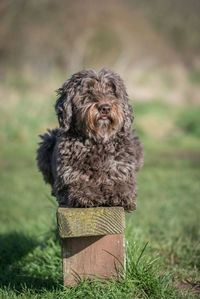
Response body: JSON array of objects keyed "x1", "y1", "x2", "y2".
[{"x1": 55, "y1": 69, "x2": 133, "y2": 140}]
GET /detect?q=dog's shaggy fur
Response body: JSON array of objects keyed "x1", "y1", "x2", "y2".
[{"x1": 37, "y1": 69, "x2": 144, "y2": 211}]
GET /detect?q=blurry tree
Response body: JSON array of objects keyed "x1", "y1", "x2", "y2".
[{"x1": 0, "y1": 0, "x2": 199, "y2": 78}]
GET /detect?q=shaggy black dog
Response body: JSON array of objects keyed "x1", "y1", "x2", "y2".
[{"x1": 37, "y1": 69, "x2": 144, "y2": 211}]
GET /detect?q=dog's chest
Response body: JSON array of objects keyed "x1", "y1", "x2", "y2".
[
  {"x1": 68, "y1": 142, "x2": 115, "y2": 171},
  {"x1": 58, "y1": 138, "x2": 134, "y2": 184}
]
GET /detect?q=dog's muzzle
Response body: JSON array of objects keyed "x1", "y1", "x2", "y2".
[{"x1": 98, "y1": 104, "x2": 111, "y2": 120}]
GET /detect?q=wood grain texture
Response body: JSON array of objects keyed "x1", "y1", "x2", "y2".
[
  {"x1": 62, "y1": 234, "x2": 125, "y2": 286},
  {"x1": 57, "y1": 207, "x2": 125, "y2": 238}
]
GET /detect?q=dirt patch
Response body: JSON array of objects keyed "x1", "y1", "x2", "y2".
[{"x1": 176, "y1": 280, "x2": 200, "y2": 297}]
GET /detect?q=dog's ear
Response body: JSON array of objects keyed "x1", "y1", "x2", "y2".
[
  {"x1": 101, "y1": 69, "x2": 134, "y2": 130},
  {"x1": 122, "y1": 102, "x2": 134, "y2": 131},
  {"x1": 108, "y1": 74, "x2": 134, "y2": 129},
  {"x1": 55, "y1": 87, "x2": 73, "y2": 131},
  {"x1": 55, "y1": 70, "x2": 95, "y2": 131}
]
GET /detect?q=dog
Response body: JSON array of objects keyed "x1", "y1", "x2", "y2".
[{"x1": 37, "y1": 69, "x2": 144, "y2": 211}]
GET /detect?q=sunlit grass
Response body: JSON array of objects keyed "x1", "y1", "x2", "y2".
[{"x1": 0, "y1": 91, "x2": 199, "y2": 298}]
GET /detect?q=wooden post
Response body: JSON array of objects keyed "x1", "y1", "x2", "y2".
[{"x1": 57, "y1": 207, "x2": 125, "y2": 286}]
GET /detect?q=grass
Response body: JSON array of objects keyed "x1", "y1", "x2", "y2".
[{"x1": 0, "y1": 87, "x2": 200, "y2": 298}]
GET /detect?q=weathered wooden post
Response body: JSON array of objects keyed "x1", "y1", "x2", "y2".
[{"x1": 57, "y1": 207, "x2": 125, "y2": 286}]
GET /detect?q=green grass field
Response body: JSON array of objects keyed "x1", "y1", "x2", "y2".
[{"x1": 0, "y1": 88, "x2": 199, "y2": 298}]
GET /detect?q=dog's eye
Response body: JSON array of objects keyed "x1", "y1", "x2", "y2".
[{"x1": 83, "y1": 97, "x2": 98, "y2": 105}]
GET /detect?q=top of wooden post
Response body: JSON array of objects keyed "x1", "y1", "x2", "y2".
[{"x1": 57, "y1": 207, "x2": 125, "y2": 238}]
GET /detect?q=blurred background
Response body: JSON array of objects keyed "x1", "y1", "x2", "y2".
[{"x1": 0, "y1": 0, "x2": 200, "y2": 297}]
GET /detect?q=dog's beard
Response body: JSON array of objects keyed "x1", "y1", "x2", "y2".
[{"x1": 79, "y1": 103, "x2": 123, "y2": 140}]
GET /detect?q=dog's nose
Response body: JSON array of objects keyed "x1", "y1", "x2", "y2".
[{"x1": 98, "y1": 104, "x2": 111, "y2": 115}]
